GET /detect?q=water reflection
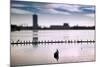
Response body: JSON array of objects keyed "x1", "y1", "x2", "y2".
[
  {"x1": 32, "y1": 30, "x2": 38, "y2": 47},
  {"x1": 11, "y1": 30, "x2": 95, "y2": 66}
]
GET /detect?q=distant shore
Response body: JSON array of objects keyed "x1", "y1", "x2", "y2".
[{"x1": 11, "y1": 25, "x2": 95, "y2": 32}]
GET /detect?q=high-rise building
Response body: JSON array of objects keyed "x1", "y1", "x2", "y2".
[{"x1": 33, "y1": 14, "x2": 38, "y2": 29}]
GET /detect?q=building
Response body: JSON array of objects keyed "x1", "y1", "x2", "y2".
[
  {"x1": 63, "y1": 23, "x2": 69, "y2": 28},
  {"x1": 50, "y1": 23, "x2": 70, "y2": 29},
  {"x1": 33, "y1": 14, "x2": 38, "y2": 29}
]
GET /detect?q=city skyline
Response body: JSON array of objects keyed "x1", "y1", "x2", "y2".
[
  {"x1": 11, "y1": 14, "x2": 95, "y2": 31},
  {"x1": 11, "y1": 13, "x2": 95, "y2": 27}
]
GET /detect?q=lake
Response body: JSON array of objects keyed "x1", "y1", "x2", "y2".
[{"x1": 11, "y1": 30, "x2": 95, "y2": 66}]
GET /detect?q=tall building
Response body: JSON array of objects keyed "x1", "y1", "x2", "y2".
[{"x1": 33, "y1": 14, "x2": 38, "y2": 29}]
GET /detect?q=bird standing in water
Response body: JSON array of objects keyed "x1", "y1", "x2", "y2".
[{"x1": 54, "y1": 49, "x2": 59, "y2": 61}]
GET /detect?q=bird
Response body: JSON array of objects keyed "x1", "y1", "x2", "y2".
[
  {"x1": 17, "y1": 40, "x2": 20, "y2": 43},
  {"x1": 54, "y1": 49, "x2": 59, "y2": 61}
]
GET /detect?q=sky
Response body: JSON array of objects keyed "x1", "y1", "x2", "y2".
[{"x1": 11, "y1": 1, "x2": 95, "y2": 27}]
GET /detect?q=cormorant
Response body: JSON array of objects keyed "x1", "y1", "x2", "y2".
[{"x1": 54, "y1": 49, "x2": 59, "y2": 61}]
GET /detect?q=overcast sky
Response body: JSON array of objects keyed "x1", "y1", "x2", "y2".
[{"x1": 11, "y1": 1, "x2": 95, "y2": 27}]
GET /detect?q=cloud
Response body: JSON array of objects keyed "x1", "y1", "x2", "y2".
[
  {"x1": 11, "y1": 1, "x2": 95, "y2": 16},
  {"x1": 79, "y1": 6, "x2": 95, "y2": 14},
  {"x1": 11, "y1": 3, "x2": 27, "y2": 7},
  {"x1": 11, "y1": 8, "x2": 33, "y2": 14},
  {"x1": 48, "y1": 4, "x2": 95, "y2": 14},
  {"x1": 85, "y1": 14, "x2": 95, "y2": 18},
  {"x1": 46, "y1": 4, "x2": 81, "y2": 12}
]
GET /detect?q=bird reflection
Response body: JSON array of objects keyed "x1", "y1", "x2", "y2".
[{"x1": 54, "y1": 49, "x2": 59, "y2": 61}]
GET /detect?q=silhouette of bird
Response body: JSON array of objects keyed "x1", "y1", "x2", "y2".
[
  {"x1": 54, "y1": 49, "x2": 59, "y2": 61},
  {"x1": 17, "y1": 40, "x2": 20, "y2": 43}
]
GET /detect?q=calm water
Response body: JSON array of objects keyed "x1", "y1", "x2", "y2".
[{"x1": 11, "y1": 30, "x2": 95, "y2": 66}]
